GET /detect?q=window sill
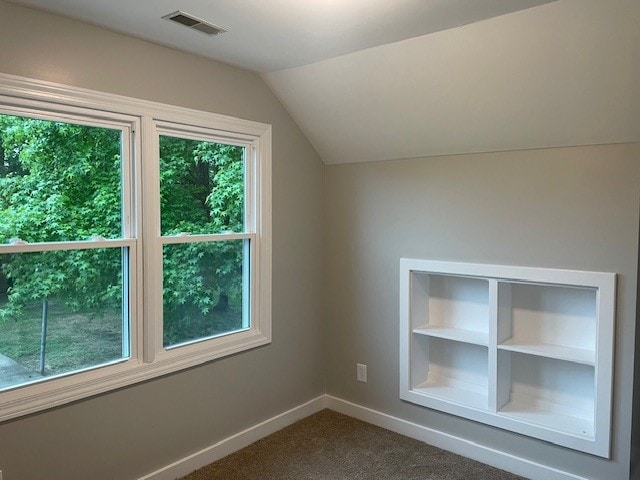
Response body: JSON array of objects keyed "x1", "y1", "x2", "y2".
[{"x1": 0, "y1": 326, "x2": 270, "y2": 423}]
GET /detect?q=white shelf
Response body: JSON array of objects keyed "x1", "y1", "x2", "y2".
[
  {"x1": 413, "y1": 326, "x2": 488, "y2": 346},
  {"x1": 498, "y1": 340, "x2": 595, "y2": 366},
  {"x1": 414, "y1": 377, "x2": 488, "y2": 411},
  {"x1": 399, "y1": 258, "x2": 616, "y2": 458},
  {"x1": 499, "y1": 394, "x2": 594, "y2": 438}
]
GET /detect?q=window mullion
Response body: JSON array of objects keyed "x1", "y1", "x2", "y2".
[
  {"x1": 140, "y1": 116, "x2": 162, "y2": 363},
  {"x1": 128, "y1": 117, "x2": 144, "y2": 365}
]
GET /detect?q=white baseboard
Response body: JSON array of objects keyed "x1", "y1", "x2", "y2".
[
  {"x1": 139, "y1": 394, "x2": 586, "y2": 480},
  {"x1": 138, "y1": 395, "x2": 327, "y2": 480},
  {"x1": 325, "y1": 395, "x2": 587, "y2": 480}
]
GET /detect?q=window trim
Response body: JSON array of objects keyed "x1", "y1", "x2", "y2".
[{"x1": 0, "y1": 72, "x2": 272, "y2": 422}]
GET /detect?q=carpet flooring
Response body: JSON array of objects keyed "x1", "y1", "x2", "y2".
[{"x1": 180, "y1": 409, "x2": 527, "y2": 480}]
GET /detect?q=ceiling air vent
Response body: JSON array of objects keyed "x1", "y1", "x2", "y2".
[{"x1": 162, "y1": 11, "x2": 227, "y2": 36}]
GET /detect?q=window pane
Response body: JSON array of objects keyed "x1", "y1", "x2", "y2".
[
  {"x1": 163, "y1": 240, "x2": 248, "y2": 347},
  {"x1": 0, "y1": 248, "x2": 128, "y2": 390},
  {"x1": 0, "y1": 113, "x2": 122, "y2": 243},
  {"x1": 159, "y1": 135, "x2": 245, "y2": 235}
]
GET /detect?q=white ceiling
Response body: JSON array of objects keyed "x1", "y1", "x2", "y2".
[
  {"x1": 7, "y1": 0, "x2": 638, "y2": 165},
  {"x1": 8, "y1": 0, "x2": 556, "y2": 73}
]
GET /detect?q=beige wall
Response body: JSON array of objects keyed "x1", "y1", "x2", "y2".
[
  {"x1": 0, "y1": 2, "x2": 325, "y2": 479},
  {"x1": 325, "y1": 144, "x2": 640, "y2": 479}
]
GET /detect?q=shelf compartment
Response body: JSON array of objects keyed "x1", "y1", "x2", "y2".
[
  {"x1": 497, "y1": 350, "x2": 594, "y2": 438},
  {"x1": 410, "y1": 272, "x2": 489, "y2": 338},
  {"x1": 410, "y1": 335, "x2": 488, "y2": 410},
  {"x1": 497, "y1": 282, "x2": 597, "y2": 363}
]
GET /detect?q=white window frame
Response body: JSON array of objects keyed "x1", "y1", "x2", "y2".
[{"x1": 0, "y1": 73, "x2": 272, "y2": 422}]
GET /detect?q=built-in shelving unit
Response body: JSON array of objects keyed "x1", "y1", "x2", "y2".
[{"x1": 399, "y1": 259, "x2": 615, "y2": 457}]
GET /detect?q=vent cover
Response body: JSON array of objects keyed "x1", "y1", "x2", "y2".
[{"x1": 162, "y1": 11, "x2": 227, "y2": 36}]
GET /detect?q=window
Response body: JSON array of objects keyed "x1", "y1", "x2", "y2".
[
  {"x1": 157, "y1": 132, "x2": 250, "y2": 348},
  {"x1": 0, "y1": 113, "x2": 133, "y2": 387},
  {"x1": 0, "y1": 73, "x2": 271, "y2": 421}
]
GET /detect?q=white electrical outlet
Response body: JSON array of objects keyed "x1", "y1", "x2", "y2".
[{"x1": 357, "y1": 363, "x2": 367, "y2": 383}]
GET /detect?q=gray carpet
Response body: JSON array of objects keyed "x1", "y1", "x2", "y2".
[{"x1": 180, "y1": 409, "x2": 527, "y2": 480}]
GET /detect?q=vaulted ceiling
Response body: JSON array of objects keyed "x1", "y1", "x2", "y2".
[
  {"x1": 7, "y1": 0, "x2": 556, "y2": 73},
  {"x1": 7, "y1": 0, "x2": 639, "y2": 164}
]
